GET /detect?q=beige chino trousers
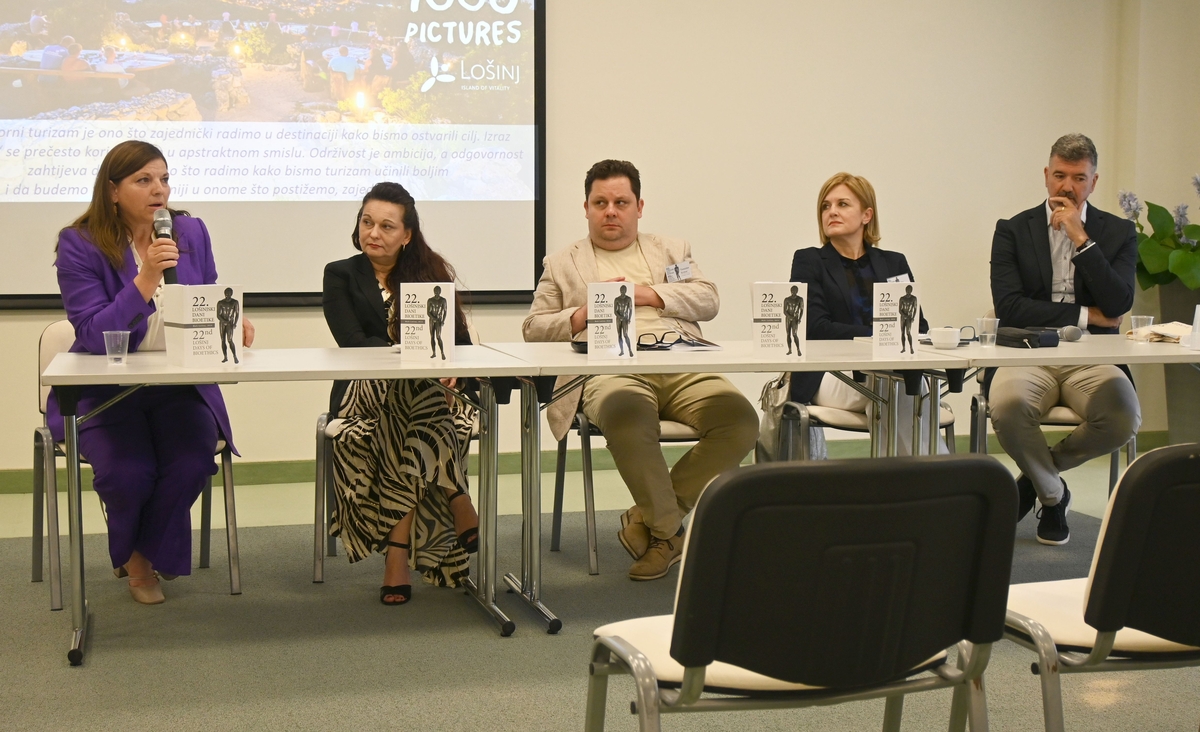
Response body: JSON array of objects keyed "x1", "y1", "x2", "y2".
[
  {"x1": 582, "y1": 372, "x2": 759, "y2": 539},
  {"x1": 989, "y1": 364, "x2": 1140, "y2": 505}
]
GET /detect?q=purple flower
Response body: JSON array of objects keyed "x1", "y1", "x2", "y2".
[
  {"x1": 1178, "y1": 203, "x2": 1195, "y2": 245},
  {"x1": 1193, "y1": 174, "x2": 1200, "y2": 199},
  {"x1": 1118, "y1": 190, "x2": 1142, "y2": 221}
]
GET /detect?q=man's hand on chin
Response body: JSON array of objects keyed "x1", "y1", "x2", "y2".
[{"x1": 1049, "y1": 195, "x2": 1089, "y2": 247}]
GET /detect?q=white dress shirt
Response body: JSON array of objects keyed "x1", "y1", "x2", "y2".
[{"x1": 1044, "y1": 201, "x2": 1093, "y2": 329}]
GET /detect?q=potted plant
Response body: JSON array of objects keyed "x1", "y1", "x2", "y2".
[{"x1": 1119, "y1": 175, "x2": 1200, "y2": 443}]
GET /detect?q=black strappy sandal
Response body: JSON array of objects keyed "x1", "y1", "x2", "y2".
[
  {"x1": 448, "y1": 492, "x2": 479, "y2": 554},
  {"x1": 380, "y1": 541, "x2": 412, "y2": 606}
]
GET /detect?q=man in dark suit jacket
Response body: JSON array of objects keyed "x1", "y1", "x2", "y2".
[{"x1": 989, "y1": 133, "x2": 1141, "y2": 547}]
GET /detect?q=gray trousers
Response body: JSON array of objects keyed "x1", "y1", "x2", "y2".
[{"x1": 989, "y1": 365, "x2": 1141, "y2": 505}]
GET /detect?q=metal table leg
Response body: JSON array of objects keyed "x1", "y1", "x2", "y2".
[
  {"x1": 503, "y1": 379, "x2": 562, "y2": 634},
  {"x1": 462, "y1": 379, "x2": 516, "y2": 637},
  {"x1": 58, "y1": 387, "x2": 90, "y2": 666},
  {"x1": 912, "y1": 375, "x2": 924, "y2": 456},
  {"x1": 927, "y1": 373, "x2": 944, "y2": 456},
  {"x1": 888, "y1": 377, "x2": 901, "y2": 457}
]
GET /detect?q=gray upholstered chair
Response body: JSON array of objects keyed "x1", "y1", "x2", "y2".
[
  {"x1": 586, "y1": 454, "x2": 1018, "y2": 731},
  {"x1": 1003, "y1": 443, "x2": 1200, "y2": 732},
  {"x1": 550, "y1": 411, "x2": 699, "y2": 576},
  {"x1": 33, "y1": 320, "x2": 241, "y2": 610}
]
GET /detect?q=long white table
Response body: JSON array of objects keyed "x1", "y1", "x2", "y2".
[
  {"x1": 481, "y1": 339, "x2": 972, "y2": 622},
  {"x1": 41, "y1": 345, "x2": 537, "y2": 663},
  {"x1": 920, "y1": 333, "x2": 1200, "y2": 368},
  {"x1": 39, "y1": 329, "x2": 1199, "y2": 663}
]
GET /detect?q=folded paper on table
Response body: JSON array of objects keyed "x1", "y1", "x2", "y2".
[{"x1": 1125, "y1": 321, "x2": 1192, "y2": 343}]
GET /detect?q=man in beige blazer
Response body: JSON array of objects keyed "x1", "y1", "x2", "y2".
[{"x1": 523, "y1": 159, "x2": 757, "y2": 581}]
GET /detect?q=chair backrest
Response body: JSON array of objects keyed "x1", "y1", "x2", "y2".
[
  {"x1": 38, "y1": 319, "x2": 76, "y2": 415},
  {"x1": 670, "y1": 455, "x2": 1017, "y2": 689},
  {"x1": 1084, "y1": 443, "x2": 1200, "y2": 646}
]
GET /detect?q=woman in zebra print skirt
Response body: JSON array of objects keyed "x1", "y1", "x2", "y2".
[{"x1": 322, "y1": 182, "x2": 479, "y2": 605}]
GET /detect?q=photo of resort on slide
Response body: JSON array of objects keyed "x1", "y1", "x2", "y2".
[{"x1": 0, "y1": 0, "x2": 534, "y2": 125}]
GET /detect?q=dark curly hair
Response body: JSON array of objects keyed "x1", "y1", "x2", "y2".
[{"x1": 352, "y1": 182, "x2": 469, "y2": 343}]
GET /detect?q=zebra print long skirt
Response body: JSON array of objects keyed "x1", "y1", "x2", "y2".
[{"x1": 329, "y1": 378, "x2": 475, "y2": 587}]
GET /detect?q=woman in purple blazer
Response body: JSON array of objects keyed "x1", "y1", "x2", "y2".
[{"x1": 49, "y1": 140, "x2": 253, "y2": 604}]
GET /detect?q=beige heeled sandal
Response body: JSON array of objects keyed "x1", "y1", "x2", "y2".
[{"x1": 127, "y1": 575, "x2": 165, "y2": 605}]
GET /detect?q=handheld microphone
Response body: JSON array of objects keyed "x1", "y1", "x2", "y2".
[
  {"x1": 153, "y1": 209, "x2": 178, "y2": 285},
  {"x1": 1058, "y1": 325, "x2": 1083, "y2": 342}
]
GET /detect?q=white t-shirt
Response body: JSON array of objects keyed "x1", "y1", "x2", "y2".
[{"x1": 95, "y1": 61, "x2": 128, "y2": 88}]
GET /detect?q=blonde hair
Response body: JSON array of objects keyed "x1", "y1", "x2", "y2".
[{"x1": 817, "y1": 172, "x2": 880, "y2": 246}]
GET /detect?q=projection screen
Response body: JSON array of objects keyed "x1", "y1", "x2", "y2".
[{"x1": 0, "y1": 0, "x2": 543, "y2": 306}]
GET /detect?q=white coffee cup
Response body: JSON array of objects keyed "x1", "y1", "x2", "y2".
[{"x1": 929, "y1": 326, "x2": 962, "y2": 349}]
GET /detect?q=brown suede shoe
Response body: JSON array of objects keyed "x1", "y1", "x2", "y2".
[
  {"x1": 628, "y1": 535, "x2": 683, "y2": 581},
  {"x1": 617, "y1": 506, "x2": 652, "y2": 560}
]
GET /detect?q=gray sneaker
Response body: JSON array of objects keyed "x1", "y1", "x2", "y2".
[
  {"x1": 617, "y1": 506, "x2": 651, "y2": 560},
  {"x1": 628, "y1": 535, "x2": 683, "y2": 581}
]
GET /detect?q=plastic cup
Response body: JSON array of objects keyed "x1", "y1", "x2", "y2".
[
  {"x1": 103, "y1": 330, "x2": 130, "y2": 365},
  {"x1": 979, "y1": 332, "x2": 997, "y2": 347},
  {"x1": 1130, "y1": 315, "x2": 1154, "y2": 342},
  {"x1": 976, "y1": 317, "x2": 999, "y2": 337}
]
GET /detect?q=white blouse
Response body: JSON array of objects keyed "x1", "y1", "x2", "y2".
[{"x1": 130, "y1": 243, "x2": 166, "y2": 351}]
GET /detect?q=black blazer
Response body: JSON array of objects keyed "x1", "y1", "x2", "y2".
[
  {"x1": 788, "y1": 244, "x2": 929, "y2": 403},
  {"x1": 322, "y1": 253, "x2": 471, "y2": 412},
  {"x1": 990, "y1": 202, "x2": 1137, "y2": 333}
]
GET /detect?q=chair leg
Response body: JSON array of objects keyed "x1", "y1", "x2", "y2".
[
  {"x1": 222, "y1": 448, "x2": 241, "y2": 595},
  {"x1": 967, "y1": 671, "x2": 990, "y2": 732},
  {"x1": 970, "y1": 395, "x2": 989, "y2": 454},
  {"x1": 325, "y1": 434, "x2": 338, "y2": 558},
  {"x1": 578, "y1": 414, "x2": 599, "y2": 576},
  {"x1": 314, "y1": 415, "x2": 328, "y2": 583},
  {"x1": 944, "y1": 419, "x2": 956, "y2": 455},
  {"x1": 199, "y1": 478, "x2": 212, "y2": 569},
  {"x1": 1108, "y1": 450, "x2": 1119, "y2": 496},
  {"x1": 32, "y1": 433, "x2": 45, "y2": 583},
  {"x1": 949, "y1": 682, "x2": 970, "y2": 732},
  {"x1": 1118, "y1": 432, "x2": 1137, "y2": 496},
  {"x1": 882, "y1": 694, "x2": 905, "y2": 732},
  {"x1": 585, "y1": 643, "x2": 612, "y2": 732},
  {"x1": 551, "y1": 436, "x2": 567, "y2": 552},
  {"x1": 1028, "y1": 629, "x2": 1067, "y2": 732},
  {"x1": 45, "y1": 442, "x2": 62, "y2": 611}
]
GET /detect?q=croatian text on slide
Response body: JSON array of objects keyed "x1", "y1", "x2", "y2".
[{"x1": 0, "y1": 121, "x2": 535, "y2": 201}]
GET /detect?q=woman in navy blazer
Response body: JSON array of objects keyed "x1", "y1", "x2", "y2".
[
  {"x1": 789, "y1": 172, "x2": 934, "y2": 454},
  {"x1": 49, "y1": 141, "x2": 251, "y2": 604}
]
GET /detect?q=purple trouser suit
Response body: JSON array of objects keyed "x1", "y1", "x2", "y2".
[{"x1": 49, "y1": 216, "x2": 237, "y2": 576}]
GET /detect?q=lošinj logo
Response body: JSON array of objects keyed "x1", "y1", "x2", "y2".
[{"x1": 420, "y1": 57, "x2": 456, "y2": 92}]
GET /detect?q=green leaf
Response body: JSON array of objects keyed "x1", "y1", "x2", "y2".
[
  {"x1": 1184, "y1": 224, "x2": 1200, "y2": 242},
  {"x1": 1137, "y1": 260, "x2": 1176, "y2": 286},
  {"x1": 1140, "y1": 236, "x2": 1174, "y2": 273},
  {"x1": 1146, "y1": 201, "x2": 1175, "y2": 237},
  {"x1": 1137, "y1": 262, "x2": 1156, "y2": 290},
  {"x1": 1168, "y1": 248, "x2": 1200, "y2": 290}
]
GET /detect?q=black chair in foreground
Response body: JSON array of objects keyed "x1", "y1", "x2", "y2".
[
  {"x1": 586, "y1": 455, "x2": 1018, "y2": 732},
  {"x1": 1004, "y1": 443, "x2": 1200, "y2": 732}
]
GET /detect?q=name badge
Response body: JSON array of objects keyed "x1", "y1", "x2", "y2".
[{"x1": 665, "y1": 261, "x2": 693, "y2": 283}]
